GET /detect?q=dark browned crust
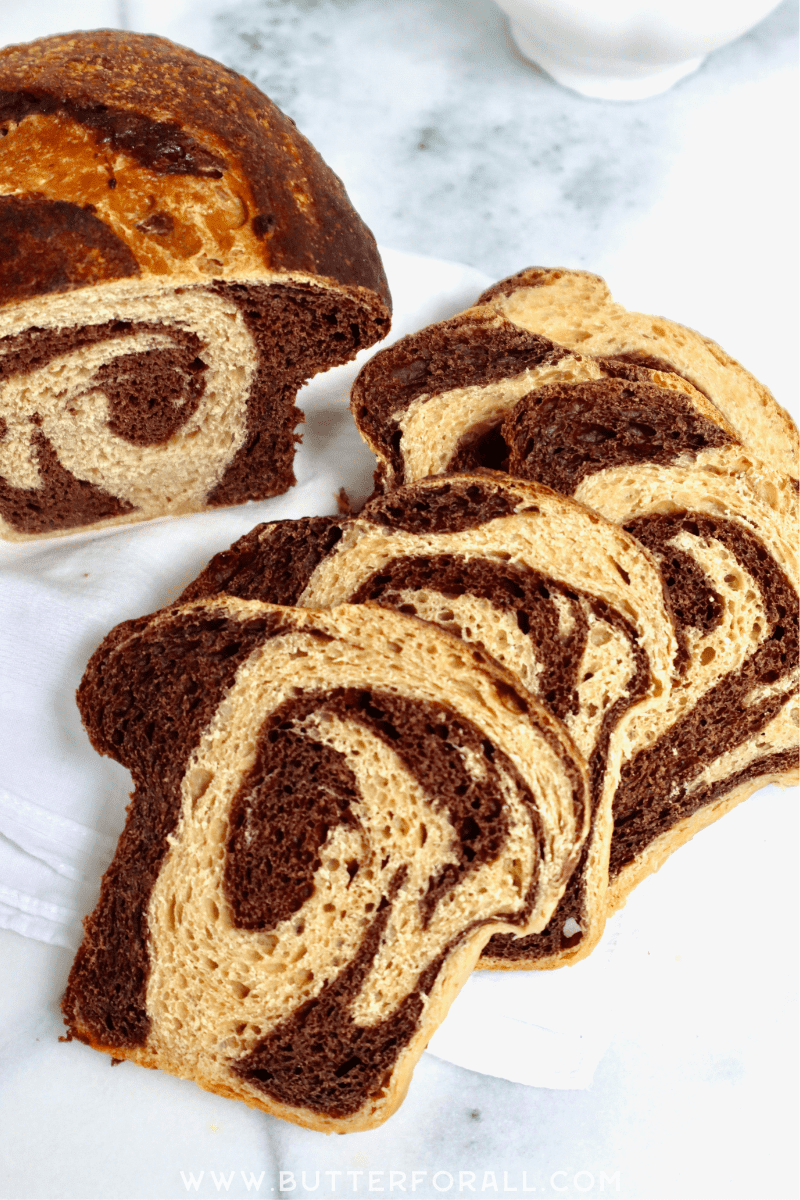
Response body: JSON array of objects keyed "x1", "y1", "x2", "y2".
[
  {"x1": 476, "y1": 267, "x2": 561, "y2": 305},
  {"x1": 350, "y1": 311, "x2": 566, "y2": 485},
  {"x1": 234, "y1": 871, "x2": 451, "y2": 1118},
  {"x1": 0, "y1": 427, "x2": 134, "y2": 534},
  {"x1": 0, "y1": 89, "x2": 227, "y2": 176},
  {"x1": 178, "y1": 517, "x2": 345, "y2": 608},
  {"x1": 607, "y1": 512, "x2": 799, "y2": 875},
  {"x1": 0, "y1": 193, "x2": 139, "y2": 305},
  {"x1": 0, "y1": 31, "x2": 390, "y2": 304},
  {"x1": 62, "y1": 607, "x2": 288, "y2": 1050},
  {"x1": 501, "y1": 378, "x2": 734, "y2": 495}
]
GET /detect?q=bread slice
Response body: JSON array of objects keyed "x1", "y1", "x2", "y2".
[
  {"x1": 478, "y1": 266, "x2": 799, "y2": 481},
  {"x1": 178, "y1": 474, "x2": 677, "y2": 967},
  {"x1": 0, "y1": 31, "x2": 390, "y2": 539},
  {"x1": 350, "y1": 307, "x2": 739, "y2": 493},
  {"x1": 563, "y1": 451, "x2": 799, "y2": 913},
  {"x1": 62, "y1": 599, "x2": 588, "y2": 1131},
  {"x1": 349, "y1": 288, "x2": 798, "y2": 915},
  {"x1": 500, "y1": 391, "x2": 799, "y2": 909}
]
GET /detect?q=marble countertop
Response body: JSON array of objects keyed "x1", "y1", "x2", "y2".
[{"x1": 0, "y1": 3, "x2": 797, "y2": 1199}]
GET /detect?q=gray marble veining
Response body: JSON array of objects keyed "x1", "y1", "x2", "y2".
[{"x1": 201, "y1": 0, "x2": 796, "y2": 278}]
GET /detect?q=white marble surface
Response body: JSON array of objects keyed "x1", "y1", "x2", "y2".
[{"x1": 0, "y1": 3, "x2": 797, "y2": 1199}]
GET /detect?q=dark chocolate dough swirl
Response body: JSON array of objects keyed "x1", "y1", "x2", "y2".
[
  {"x1": 63, "y1": 608, "x2": 288, "y2": 1048},
  {"x1": 350, "y1": 311, "x2": 567, "y2": 484},
  {"x1": 501, "y1": 377, "x2": 734, "y2": 494},
  {"x1": 226, "y1": 684, "x2": 537, "y2": 1115},
  {"x1": 234, "y1": 872, "x2": 452, "y2": 1118},
  {"x1": 609, "y1": 512, "x2": 799, "y2": 875},
  {"x1": 225, "y1": 687, "x2": 519, "y2": 933}
]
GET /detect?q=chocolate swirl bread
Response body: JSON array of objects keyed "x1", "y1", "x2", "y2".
[
  {"x1": 350, "y1": 307, "x2": 738, "y2": 493},
  {"x1": 62, "y1": 599, "x2": 588, "y2": 1131},
  {"x1": 178, "y1": 475, "x2": 676, "y2": 967},
  {"x1": 478, "y1": 267, "x2": 799, "y2": 482},
  {"x1": 350, "y1": 293, "x2": 798, "y2": 914},
  {"x1": 0, "y1": 31, "x2": 390, "y2": 540},
  {"x1": 496, "y1": 370, "x2": 798, "y2": 903},
  {"x1": 548, "y1": 454, "x2": 799, "y2": 912}
]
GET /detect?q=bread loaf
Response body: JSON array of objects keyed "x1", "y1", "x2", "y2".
[
  {"x1": 62, "y1": 598, "x2": 588, "y2": 1130},
  {"x1": 179, "y1": 475, "x2": 676, "y2": 967},
  {"x1": 0, "y1": 31, "x2": 391, "y2": 540}
]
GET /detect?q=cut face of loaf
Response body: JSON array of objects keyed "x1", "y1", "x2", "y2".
[
  {"x1": 0, "y1": 32, "x2": 391, "y2": 539},
  {"x1": 63, "y1": 600, "x2": 588, "y2": 1131},
  {"x1": 349, "y1": 288, "x2": 799, "y2": 913},
  {"x1": 178, "y1": 475, "x2": 677, "y2": 968},
  {"x1": 0, "y1": 277, "x2": 386, "y2": 537},
  {"x1": 479, "y1": 267, "x2": 799, "y2": 482}
]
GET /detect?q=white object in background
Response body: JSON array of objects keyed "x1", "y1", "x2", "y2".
[{"x1": 494, "y1": 0, "x2": 784, "y2": 99}]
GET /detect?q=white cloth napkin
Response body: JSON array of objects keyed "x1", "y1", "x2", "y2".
[{"x1": 0, "y1": 246, "x2": 626, "y2": 1089}]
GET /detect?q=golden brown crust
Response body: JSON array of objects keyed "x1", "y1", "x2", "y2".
[
  {"x1": 0, "y1": 32, "x2": 391, "y2": 541},
  {"x1": 0, "y1": 30, "x2": 390, "y2": 306},
  {"x1": 605, "y1": 765, "x2": 799, "y2": 916}
]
